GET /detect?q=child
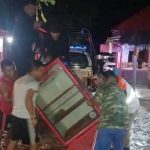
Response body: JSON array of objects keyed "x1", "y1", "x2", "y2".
[{"x1": 0, "y1": 59, "x2": 16, "y2": 129}]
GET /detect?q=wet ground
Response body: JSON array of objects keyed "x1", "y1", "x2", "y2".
[
  {"x1": 1, "y1": 100, "x2": 150, "y2": 150},
  {"x1": 38, "y1": 99, "x2": 150, "y2": 150},
  {"x1": 130, "y1": 100, "x2": 150, "y2": 150}
]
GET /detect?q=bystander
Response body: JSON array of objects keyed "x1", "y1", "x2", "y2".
[{"x1": 0, "y1": 60, "x2": 16, "y2": 130}]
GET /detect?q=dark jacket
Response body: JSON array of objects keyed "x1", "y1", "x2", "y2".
[
  {"x1": 13, "y1": 11, "x2": 37, "y2": 60},
  {"x1": 45, "y1": 34, "x2": 69, "y2": 62}
]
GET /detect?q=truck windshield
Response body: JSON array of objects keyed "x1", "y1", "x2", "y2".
[
  {"x1": 69, "y1": 33, "x2": 91, "y2": 52},
  {"x1": 69, "y1": 52, "x2": 88, "y2": 69}
]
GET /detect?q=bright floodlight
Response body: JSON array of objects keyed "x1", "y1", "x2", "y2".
[{"x1": 6, "y1": 36, "x2": 13, "y2": 43}]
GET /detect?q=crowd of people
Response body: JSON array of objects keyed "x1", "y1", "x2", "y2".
[
  {"x1": 0, "y1": 0, "x2": 69, "y2": 149},
  {"x1": 0, "y1": 1, "x2": 140, "y2": 150},
  {"x1": 0, "y1": 59, "x2": 139, "y2": 150},
  {"x1": 0, "y1": 59, "x2": 44, "y2": 150},
  {"x1": 12, "y1": 0, "x2": 69, "y2": 76}
]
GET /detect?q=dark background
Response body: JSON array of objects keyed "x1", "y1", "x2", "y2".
[{"x1": 0, "y1": 0, "x2": 149, "y2": 47}]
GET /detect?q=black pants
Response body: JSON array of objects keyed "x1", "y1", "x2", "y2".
[
  {"x1": 0, "y1": 111, "x2": 12, "y2": 130},
  {"x1": 11, "y1": 115, "x2": 36, "y2": 145}
]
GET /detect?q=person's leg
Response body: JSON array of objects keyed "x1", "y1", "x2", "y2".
[
  {"x1": 6, "y1": 114, "x2": 12, "y2": 129},
  {"x1": 22, "y1": 119, "x2": 39, "y2": 150},
  {"x1": 7, "y1": 116, "x2": 21, "y2": 150},
  {"x1": 30, "y1": 144, "x2": 38, "y2": 150},
  {"x1": 94, "y1": 128, "x2": 112, "y2": 150},
  {"x1": 124, "y1": 131, "x2": 130, "y2": 150},
  {"x1": 112, "y1": 128, "x2": 127, "y2": 150},
  {"x1": 124, "y1": 111, "x2": 138, "y2": 150}
]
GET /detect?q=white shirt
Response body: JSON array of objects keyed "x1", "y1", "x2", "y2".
[{"x1": 12, "y1": 74, "x2": 39, "y2": 119}]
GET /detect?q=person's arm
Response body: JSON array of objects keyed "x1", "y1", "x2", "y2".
[
  {"x1": 93, "y1": 87, "x2": 104, "y2": 106},
  {"x1": 0, "y1": 83, "x2": 12, "y2": 102},
  {"x1": 25, "y1": 88, "x2": 38, "y2": 127},
  {"x1": 25, "y1": 89, "x2": 36, "y2": 119}
]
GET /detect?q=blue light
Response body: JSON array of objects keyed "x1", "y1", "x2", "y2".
[{"x1": 70, "y1": 45, "x2": 87, "y2": 50}]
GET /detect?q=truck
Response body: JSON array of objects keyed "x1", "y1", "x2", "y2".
[
  {"x1": 67, "y1": 27, "x2": 96, "y2": 86},
  {"x1": 36, "y1": 27, "x2": 96, "y2": 87}
]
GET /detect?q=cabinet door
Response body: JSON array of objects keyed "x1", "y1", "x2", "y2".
[{"x1": 36, "y1": 59, "x2": 100, "y2": 143}]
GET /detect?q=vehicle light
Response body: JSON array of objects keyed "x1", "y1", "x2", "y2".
[{"x1": 6, "y1": 36, "x2": 13, "y2": 44}]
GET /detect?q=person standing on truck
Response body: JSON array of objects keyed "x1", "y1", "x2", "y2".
[
  {"x1": 7, "y1": 61, "x2": 44, "y2": 150},
  {"x1": 94, "y1": 70, "x2": 129, "y2": 150},
  {"x1": 12, "y1": 0, "x2": 41, "y2": 76},
  {"x1": 44, "y1": 23, "x2": 69, "y2": 64},
  {"x1": 0, "y1": 60, "x2": 16, "y2": 130}
]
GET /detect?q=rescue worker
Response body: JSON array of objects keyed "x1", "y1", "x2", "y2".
[
  {"x1": 113, "y1": 68, "x2": 140, "y2": 150},
  {"x1": 94, "y1": 70, "x2": 129, "y2": 150},
  {"x1": 7, "y1": 61, "x2": 44, "y2": 150},
  {"x1": 0, "y1": 60, "x2": 16, "y2": 130}
]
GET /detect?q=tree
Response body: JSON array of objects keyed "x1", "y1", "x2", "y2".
[{"x1": 37, "y1": 0, "x2": 56, "y2": 22}]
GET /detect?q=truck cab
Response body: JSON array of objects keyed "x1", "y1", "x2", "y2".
[
  {"x1": 36, "y1": 27, "x2": 96, "y2": 86},
  {"x1": 67, "y1": 28, "x2": 95, "y2": 85}
]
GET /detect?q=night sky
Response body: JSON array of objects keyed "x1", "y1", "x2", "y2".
[{"x1": 0, "y1": 0, "x2": 149, "y2": 45}]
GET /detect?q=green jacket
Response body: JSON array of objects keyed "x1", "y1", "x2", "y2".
[{"x1": 94, "y1": 81, "x2": 129, "y2": 129}]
